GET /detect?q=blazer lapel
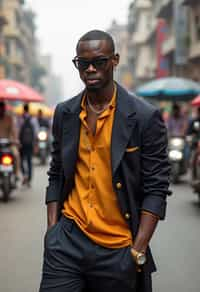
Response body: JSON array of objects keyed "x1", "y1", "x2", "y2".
[{"x1": 111, "y1": 84, "x2": 137, "y2": 175}]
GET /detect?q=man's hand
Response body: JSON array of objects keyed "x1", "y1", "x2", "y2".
[
  {"x1": 132, "y1": 211, "x2": 159, "y2": 253},
  {"x1": 47, "y1": 202, "x2": 59, "y2": 229}
]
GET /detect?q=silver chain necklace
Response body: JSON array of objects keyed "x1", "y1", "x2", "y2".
[{"x1": 86, "y1": 96, "x2": 110, "y2": 115}]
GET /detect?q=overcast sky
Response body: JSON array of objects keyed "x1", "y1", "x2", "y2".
[{"x1": 26, "y1": 0, "x2": 131, "y2": 98}]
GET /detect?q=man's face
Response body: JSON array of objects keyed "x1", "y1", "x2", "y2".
[{"x1": 74, "y1": 40, "x2": 119, "y2": 91}]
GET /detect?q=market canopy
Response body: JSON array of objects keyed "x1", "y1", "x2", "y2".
[
  {"x1": 0, "y1": 79, "x2": 44, "y2": 102},
  {"x1": 13, "y1": 102, "x2": 54, "y2": 118},
  {"x1": 136, "y1": 77, "x2": 200, "y2": 101}
]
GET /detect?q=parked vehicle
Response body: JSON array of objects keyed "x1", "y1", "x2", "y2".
[
  {"x1": 0, "y1": 139, "x2": 17, "y2": 201},
  {"x1": 36, "y1": 127, "x2": 49, "y2": 165},
  {"x1": 169, "y1": 136, "x2": 187, "y2": 184}
]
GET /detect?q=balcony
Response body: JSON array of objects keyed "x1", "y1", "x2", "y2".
[
  {"x1": 189, "y1": 43, "x2": 200, "y2": 59},
  {"x1": 0, "y1": 10, "x2": 8, "y2": 27},
  {"x1": 133, "y1": 32, "x2": 149, "y2": 45},
  {"x1": 9, "y1": 52, "x2": 24, "y2": 67},
  {"x1": 3, "y1": 26, "x2": 21, "y2": 39}
]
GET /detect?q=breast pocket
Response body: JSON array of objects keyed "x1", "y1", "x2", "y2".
[
  {"x1": 125, "y1": 146, "x2": 139, "y2": 153},
  {"x1": 124, "y1": 145, "x2": 140, "y2": 170}
]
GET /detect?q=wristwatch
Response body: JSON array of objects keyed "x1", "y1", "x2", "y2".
[{"x1": 130, "y1": 248, "x2": 147, "y2": 266}]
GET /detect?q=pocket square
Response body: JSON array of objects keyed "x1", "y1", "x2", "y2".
[{"x1": 125, "y1": 146, "x2": 139, "y2": 153}]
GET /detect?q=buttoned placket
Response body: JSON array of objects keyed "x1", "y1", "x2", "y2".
[{"x1": 81, "y1": 108, "x2": 113, "y2": 217}]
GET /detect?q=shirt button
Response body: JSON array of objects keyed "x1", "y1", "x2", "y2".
[
  {"x1": 124, "y1": 213, "x2": 130, "y2": 220},
  {"x1": 116, "y1": 182, "x2": 122, "y2": 189}
]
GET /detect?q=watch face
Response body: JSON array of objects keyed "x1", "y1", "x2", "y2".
[{"x1": 137, "y1": 254, "x2": 146, "y2": 265}]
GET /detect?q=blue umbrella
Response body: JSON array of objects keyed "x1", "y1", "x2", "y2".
[{"x1": 136, "y1": 77, "x2": 200, "y2": 101}]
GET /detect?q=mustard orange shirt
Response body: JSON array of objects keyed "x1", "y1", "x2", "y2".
[{"x1": 62, "y1": 87, "x2": 132, "y2": 248}]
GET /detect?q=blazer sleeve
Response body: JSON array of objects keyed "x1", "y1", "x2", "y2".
[
  {"x1": 45, "y1": 103, "x2": 63, "y2": 204},
  {"x1": 141, "y1": 109, "x2": 171, "y2": 219}
]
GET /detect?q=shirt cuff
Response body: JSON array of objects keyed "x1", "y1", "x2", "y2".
[{"x1": 141, "y1": 210, "x2": 160, "y2": 220}]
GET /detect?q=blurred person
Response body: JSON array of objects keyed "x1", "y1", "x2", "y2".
[
  {"x1": 167, "y1": 103, "x2": 187, "y2": 137},
  {"x1": 37, "y1": 109, "x2": 50, "y2": 130},
  {"x1": 19, "y1": 103, "x2": 37, "y2": 186},
  {"x1": 0, "y1": 101, "x2": 20, "y2": 179},
  {"x1": 187, "y1": 107, "x2": 200, "y2": 179},
  {"x1": 39, "y1": 30, "x2": 171, "y2": 292},
  {"x1": 187, "y1": 107, "x2": 200, "y2": 136}
]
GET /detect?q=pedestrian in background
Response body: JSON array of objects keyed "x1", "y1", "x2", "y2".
[
  {"x1": 167, "y1": 103, "x2": 187, "y2": 137},
  {"x1": 39, "y1": 30, "x2": 171, "y2": 292},
  {"x1": 0, "y1": 101, "x2": 20, "y2": 180},
  {"x1": 19, "y1": 103, "x2": 38, "y2": 187}
]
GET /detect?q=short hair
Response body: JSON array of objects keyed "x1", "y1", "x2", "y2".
[
  {"x1": 172, "y1": 103, "x2": 180, "y2": 111},
  {"x1": 0, "y1": 101, "x2": 5, "y2": 108},
  {"x1": 76, "y1": 30, "x2": 115, "y2": 53},
  {"x1": 23, "y1": 103, "x2": 29, "y2": 113}
]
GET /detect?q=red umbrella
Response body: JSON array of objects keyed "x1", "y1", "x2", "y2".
[
  {"x1": 0, "y1": 79, "x2": 44, "y2": 102},
  {"x1": 191, "y1": 95, "x2": 200, "y2": 106}
]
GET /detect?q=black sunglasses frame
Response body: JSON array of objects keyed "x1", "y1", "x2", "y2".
[{"x1": 72, "y1": 55, "x2": 114, "y2": 71}]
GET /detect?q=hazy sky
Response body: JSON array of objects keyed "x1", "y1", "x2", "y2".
[{"x1": 26, "y1": 0, "x2": 131, "y2": 97}]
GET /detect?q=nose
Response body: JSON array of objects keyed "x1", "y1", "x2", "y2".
[{"x1": 86, "y1": 63, "x2": 96, "y2": 72}]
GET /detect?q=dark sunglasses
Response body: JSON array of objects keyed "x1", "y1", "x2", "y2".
[{"x1": 72, "y1": 55, "x2": 114, "y2": 71}]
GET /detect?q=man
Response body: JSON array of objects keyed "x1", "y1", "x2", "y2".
[
  {"x1": 37, "y1": 109, "x2": 50, "y2": 130},
  {"x1": 39, "y1": 30, "x2": 171, "y2": 292},
  {"x1": 187, "y1": 107, "x2": 200, "y2": 180},
  {"x1": 19, "y1": 103, "x2": 37, "y2": 186},
  {"x1": 167, "y1": 103, "x2": 187, "y2": 137},
  {"x1": 0, "y1": 101, "x2": 20, "y2": 179}
]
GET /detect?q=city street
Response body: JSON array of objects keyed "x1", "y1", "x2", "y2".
[{"x1": 0, "y1": 166, "x2": 200, "y2": 292}]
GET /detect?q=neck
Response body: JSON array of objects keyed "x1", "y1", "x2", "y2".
[{"x1": 86, "y1": 82, "x2": 115, "y2": 105}]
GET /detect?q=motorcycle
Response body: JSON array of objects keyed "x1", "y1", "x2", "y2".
[
  {"x1": 0, "y1": 139, "x2": 17, "y2": 201},
  {"x1": 36, "y1": 127, "x2": 49, "y2": 165},
  {"x1": 169, "y1": 136, "x2": 187, "y2": 184}
]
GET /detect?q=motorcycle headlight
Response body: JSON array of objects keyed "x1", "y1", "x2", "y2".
[
  {"x1": 38, "y1": 131, "x2": 47, "y2": 141},
  {"x1": 169, "y1": 150, "x2": 183, "y2": 161},
  {"x1": 170, "y1": 138, "x2": 184, "y2": 149}
]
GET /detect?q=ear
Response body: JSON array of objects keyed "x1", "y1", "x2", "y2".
[{"x1": 112, "y1": 53, "x2": 120, "y2": 68}]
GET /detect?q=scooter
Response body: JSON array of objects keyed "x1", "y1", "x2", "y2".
[
  {"x1": 36, "y1": 127, "x2": 49, "y2": 165},
  {"x1": 169, "y1": 136, "x2": 187, "y2": 184},
  {"x1": 0, "y1": 139, "x2": 17, "y2": 201}
]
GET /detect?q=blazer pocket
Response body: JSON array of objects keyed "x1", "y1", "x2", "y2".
[{"x1": 125, "y1": 146, "x2": 139, "y2": 153}]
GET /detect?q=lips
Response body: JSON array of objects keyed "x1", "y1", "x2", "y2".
[{"x1": 86, "y1": 79, "x2": 101, "y2": 85}]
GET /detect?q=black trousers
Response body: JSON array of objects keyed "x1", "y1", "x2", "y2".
[
  {"x1": 39, "y1": 216, "x2": 137, "y2": 292},
  {"x1": 20, "y1": 147, "x2": 33, "y2": 182}
]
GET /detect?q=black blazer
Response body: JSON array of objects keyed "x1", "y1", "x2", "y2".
[{"x1": 46, "y1": 84, "x2": 171, "y2": 292}]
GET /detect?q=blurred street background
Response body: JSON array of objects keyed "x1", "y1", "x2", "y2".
[{"x1": 0, "y1": 0, "x2": 200, "y2": 291}]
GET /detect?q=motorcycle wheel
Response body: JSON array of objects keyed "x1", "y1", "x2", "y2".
[
  {"x1": 171, "y1": 162, "x2": 180, "y2": 184},
  {"x1": 2, "y1": 176, "x2": 11, "y2": 202},
  {"x1": 40, "y1": 150, "x2": 47, "y2": 165}
]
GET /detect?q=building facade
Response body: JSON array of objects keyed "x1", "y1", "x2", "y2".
[
  {"x1": 128, "y1": 0, "x2": 156, "y2": 88},
  {"x1": 0, "y1": 0, "x2": 8, "y2": 79},
  {"x1": 184, "y1": 0, "x2": 200, "y2": 81},
  {"x1": 107, "y1": 20, "x2": 133, "y2": 90}
]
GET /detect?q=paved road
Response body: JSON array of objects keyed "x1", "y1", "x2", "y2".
[{"x1": 0, "y1": 168, "x2": 200, "y2": 292}]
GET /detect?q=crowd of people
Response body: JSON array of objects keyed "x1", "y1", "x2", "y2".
[
  {"x1": 162, "y1": 102, "x2": 200, "y2": 181},
  {"x1": 0, "y1": 101, "x2": 51, "y2": 187}
]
